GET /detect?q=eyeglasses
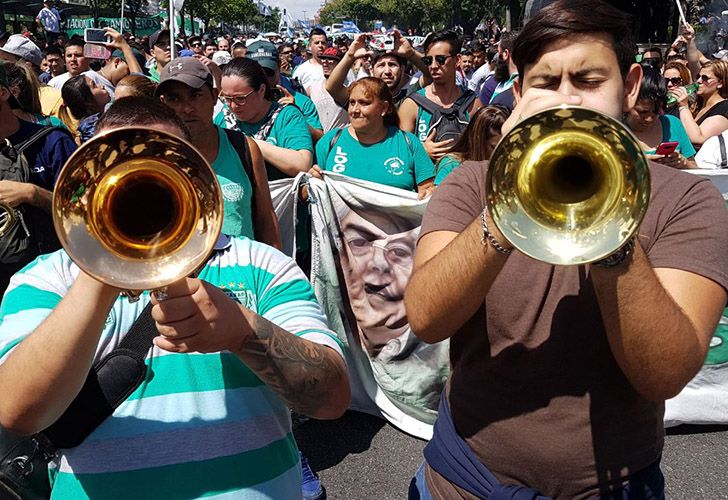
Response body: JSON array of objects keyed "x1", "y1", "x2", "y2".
[
  {"x1": 191, "y1": 42, "x2": 202, "y2": 47},
  {"x1": 422, "y1": 54, "x2": 453, "y2": 66},
  {"x1": 698, "y1": 74, "x2": 713, "y2": 83},
  {"x1": 220, "y1": 88, "x2": 256, "y2": 106},
  {"x1": 346, "y1": 238, "x2": 414, "y2": 266},
  {"x1": 280, "y1": 50, "x2": 294, "y2": 55},
  {"x1": 665, "y1": 77, "x2": 683, "y2": 86}
]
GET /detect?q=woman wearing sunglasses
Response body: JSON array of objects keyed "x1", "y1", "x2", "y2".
[
  {"x1": 214, "y1": 57, "x2": 313, "y2": 180},
  {"x1": 663, "y1": 61, "x2": 697, "y2": 117},
  {"x1": 671, "y1": 60, "x2": 728, "y2": 147},
  {"x1": 626, "y1": 66, "x2": 696, "y2": 169},
  {"x1": 311, "y1": 77, "x2": 435, "y2": 198}
]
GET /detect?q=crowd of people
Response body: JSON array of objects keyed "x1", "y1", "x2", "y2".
[{"x1": 0, "y1": 0, "x2": 727, "y2": 498}]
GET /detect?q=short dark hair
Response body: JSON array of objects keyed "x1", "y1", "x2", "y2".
[
  {"x1": 43, "y1": 45, "x2": 63, "y2": 58},
  {"x1": 61, "y1": 75, "x2": 97, "y2": 118},
  {"x1": 643, "y1": 46, "x2": 663, "y2": 58},
  {"x1": 512, "y1": 0, "x2": 637, "y2": 79},
  {"x1": 637, "y1": 64, "x2": 667, "y2": 113},
  {"x1": 424, "y1": 30, "x2": 462, "y2": 56},
  {"x1": 309, "y1": 28, "x2": 327, "y2": 41},
  {"x1": 96, "y1": 96, "x2": 191, "y2": 140},
  {"x1": 64, "y1": 36, "x2": 85, "y2": 52}
]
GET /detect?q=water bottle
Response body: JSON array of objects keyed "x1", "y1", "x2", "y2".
[{"x1": 667, "y1": 82, "x2": 699, "y2": 106}]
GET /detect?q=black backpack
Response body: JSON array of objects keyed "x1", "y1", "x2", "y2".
[
  {"x1": 409, "y1": 90, "x2": 477, "y2": 143},
  {"x1": 0, "y1": 127, "x2": 62, "y2": 267}
]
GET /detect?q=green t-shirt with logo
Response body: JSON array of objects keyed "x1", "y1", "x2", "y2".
[
  {"x1": 214, "y1": 102, "x2": 313, "y2": 181},
  {"x1": 293, "y1": 91, "x2": 322, "y2": 131},
  {"x1": 316, "y1": 126, "x2": 435, "y2": 191},
  {"x1": 212, "y1": 127, "x2": 254, "y2": 239}
]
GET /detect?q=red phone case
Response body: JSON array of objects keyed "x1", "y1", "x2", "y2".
[{"x1": 655, "y1": 142, "x2": 678, "y2": 155}]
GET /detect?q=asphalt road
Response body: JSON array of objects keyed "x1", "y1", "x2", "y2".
[{"x1": 295, "y1": 412, "x2": 728, "y2": 499}]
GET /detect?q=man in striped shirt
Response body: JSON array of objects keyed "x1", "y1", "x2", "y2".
[{"x1": 0, "y1": 97, "x2": 350, "y2": 499}]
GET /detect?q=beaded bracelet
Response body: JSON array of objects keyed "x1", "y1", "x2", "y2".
[{"x1": 480, "y1": 209, "x2": 513, "y2": 256}]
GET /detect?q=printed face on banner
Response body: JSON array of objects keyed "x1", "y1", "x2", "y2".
[{"x1": 338, "y1": 205, "x2": 419, "y2": 358}]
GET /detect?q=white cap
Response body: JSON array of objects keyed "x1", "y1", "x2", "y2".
[{"x1": 212, "y1": 50, "x2": 232, "y2": 66}]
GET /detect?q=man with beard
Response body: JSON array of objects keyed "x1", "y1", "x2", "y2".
[
  {"x1": 479, "y1": 31, "x2": 517, "y2": 109},
  {"x1": 399, "y1": 30, "x2": 480, "y2": 161},
  {"x1": 188, "y1": 35, "x2": 203, "y2": 56},
  {"x1": 326, "y1": 31, "x2": 431, "y2": 108},
  {"x1": 48, "y1": 37, "x2": 89, "y2": 90}
]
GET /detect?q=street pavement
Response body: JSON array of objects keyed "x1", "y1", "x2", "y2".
[{"x1": 295, "y1": 411, "x2": 728, "y2": 499}]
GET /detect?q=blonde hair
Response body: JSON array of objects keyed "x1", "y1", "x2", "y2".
[{"x1": 703, "y1": 60, "x2": 728, "y2": 99}]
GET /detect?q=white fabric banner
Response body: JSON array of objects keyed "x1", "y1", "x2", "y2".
[{"x1": 270, "y1": 170, "x2": 728, "y2": 433}]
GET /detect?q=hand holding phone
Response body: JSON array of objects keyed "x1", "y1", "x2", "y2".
[
  {"x1": 84, "y1": 28, "x2": 109, "y2": 44},
  {"x1": 654, "y1": 141, "x2": 679, "y2": 156}
]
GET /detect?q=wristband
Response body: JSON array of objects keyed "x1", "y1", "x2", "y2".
[
  {"x1": 480, "y1": 209, "x2": 512, "y2": 256},
  {"x1": 593, "y1": 237, "x2": 635, "y2": 268}
]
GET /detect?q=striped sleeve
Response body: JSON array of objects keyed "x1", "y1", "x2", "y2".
[
  {"x1": 248, "y1": 240, "x2": 345, "y2": 359},
  {"x1": 0, "y1": 251, "x2": 74, "y2": 362}
]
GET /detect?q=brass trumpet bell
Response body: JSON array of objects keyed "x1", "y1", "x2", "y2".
[
  {"x1": 53, "y1": 127, "x2": 223, "y2": 291},
  {"x1": 487, "y1": 106, "x2": 650, "y2": 265}
]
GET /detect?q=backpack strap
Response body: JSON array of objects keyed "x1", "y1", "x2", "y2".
[
  {"x1": 15, "y1": 126, "x2": 63, "y2": 155},
  {"x1": 719, "y1": 133, "x2": 727, "y2": 169},
  {"x1": 254, "y1": 104, "x2": 287, "y2": 141},
  {"x1": 42, "y1": 302, "x2": 158, "y2": 449},
  {"x1": 324, "y1": 128, "x2": 345, "y2": 167},
  {"x1": 222, "y1": 128, "x2": 258, "y2": 230},
  {"x1": 455, "y1": 90, "x2": 477, "y2": 118},
  {"x1": 408, "y1": 91, "x2": 440, "y2": 115}
]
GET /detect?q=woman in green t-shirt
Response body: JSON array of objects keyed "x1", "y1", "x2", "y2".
[
  {"x1": 434, "y1": 104, "x2": 510, "y2": 185},
  {"x1": 216, "y1": 58, "x2": 313, "y2": 181},
  {"x1": 312, "y1": 77, "x2": 435, "y2": 197}
]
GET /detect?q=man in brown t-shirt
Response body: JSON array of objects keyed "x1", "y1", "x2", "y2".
[{"x1": 404, "y1": 1, "x2": 728, "y2": 498}]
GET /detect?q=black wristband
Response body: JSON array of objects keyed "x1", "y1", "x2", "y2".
[{"x1": 593, "y1": 237, "x2": 635, "y2": 268}]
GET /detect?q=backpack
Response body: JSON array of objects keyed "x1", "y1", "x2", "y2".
[
  {"x1": 0, "y1": 127, "x2": 62, "y2": 266},
  {"x1": 409, "y1": 90, "x2": 477, "y2": 143}
]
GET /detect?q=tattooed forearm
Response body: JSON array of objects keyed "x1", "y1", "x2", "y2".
[
  {"x1": 31, "y1": 186, "x2": 53, "y2": 213},
  {"x1": 233, "y1": 313, "x2": 348, "y2": 417}
]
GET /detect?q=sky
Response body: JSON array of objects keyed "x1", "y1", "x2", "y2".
[{"x1": 274, "y1": 0, "x2": 324, "y2": 23}]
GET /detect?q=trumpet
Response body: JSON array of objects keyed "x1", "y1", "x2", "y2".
[
  {"x1": 487, "y1": 106, "x2": 651, "y2": 265},
  {"x1": 52, "y1": 127, "x2": 223, "y2": 296}
]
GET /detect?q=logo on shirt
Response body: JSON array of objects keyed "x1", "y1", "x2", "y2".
[
  {"x1": 332, "y1": 146, "x2": 348, "y2": 173},
  {"x1": 104, "y1": 308, "x2": 116, "y2": 329},
  {"x1": 221, "y1": 182, "x2": 245, "y2": 202},
  {"x1": 384, "y1": 157, "x2": 405, "y2": 176},
  {"x1": 222, "y1": 281, "x2": 258, "y2": 311},
  {"x1": 417, "y1": 118, "x2": 428, "y2": 142}
]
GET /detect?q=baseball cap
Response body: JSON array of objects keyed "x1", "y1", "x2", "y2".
[
  {"x1": 111, "y1": 48, "x2": 146, "y2": 70},
  {"x1": 149, "y1": 29, "x2": 170, "y2": 50},
  {"x1": 212, "y1": 50, "x2": 232, "y2": 66},
  {"x1": 246, "y1": 41, "x2": 278, "y2": 71},
  {"x1": 0, "y1": 34, "x2": 42, "y2": 67},
  {"x1": 0, "y1": 61, "x2": 22, "y2": 109},
  {"x1": 156, "y1": 57, "x2": 213, "y2": 95},
  {"x1": 320, "y1": 47, "x2": 342, "y2": 60}
]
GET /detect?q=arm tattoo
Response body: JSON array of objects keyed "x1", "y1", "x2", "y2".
[
  {"x1": 234, "y1": 314, "x2": 344, "y2": 416},
  {"x1": 32, "y1": 185, "x2": 53, "y2": 213}
]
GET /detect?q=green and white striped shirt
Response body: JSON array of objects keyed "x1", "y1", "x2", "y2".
[{"x1": 0, "y1": 236, "x2": 344, "y2": 499}]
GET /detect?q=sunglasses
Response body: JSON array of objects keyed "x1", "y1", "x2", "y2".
[
  {"x1": 220, "y1": 88, "x2": 256, "y2": 106},
  {"x1": 280, "y1": 50, "x2": 293, "y2": 55},
  {"x1": 191, "y1": 42, "x2": 202, "y2": 47},
  {"x1": 422, "y1": 54, "x2": 453, "y2": 66},
  {"x1": 665, "y1": 77, "x2": 683, "y2": 86},
  {"x1": 698, "y1": 74, "x2": 713, "y2": 83}
]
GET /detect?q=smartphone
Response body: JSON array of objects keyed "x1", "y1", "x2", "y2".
[
  {"x1": 83, "y1": 43, "x2": 110, "y2": 60},
  {"x1": 382, "y1": 36, "x2": 394, "y2": 50},
  {"x1": 84, "y1": 28, "x2": 108, "y2": 44},
  {"x1": 655, "y1": 141, "x2": 679, "y2": 156}
]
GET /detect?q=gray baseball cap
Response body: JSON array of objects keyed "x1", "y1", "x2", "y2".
[
  {"x1": 156, "y1": 57, "x2": 213, "y2": 95},
  {"x1": 0, "y1": 35, "x2": 43, "y2": 67}
]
